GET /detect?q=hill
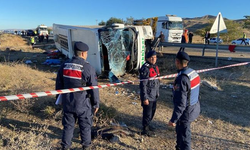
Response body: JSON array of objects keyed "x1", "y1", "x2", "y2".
[{"x1": 182, "y1": 15, "x2": 250, "y2": 43}]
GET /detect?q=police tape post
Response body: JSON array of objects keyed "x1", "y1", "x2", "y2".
[{"x1": 0, "y1": 62, "x2": 249, "y2": 102}]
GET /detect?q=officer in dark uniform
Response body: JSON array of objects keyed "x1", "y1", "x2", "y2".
[
  {"x1": 168, "y1": 51, "x2": 201, "y2": 150},
  {"x1": 56, "y1": 42, "x2": 100, "y2": 150},
  {"x1": 139, "y1": 50, "x2": 160, "y2": 136}
]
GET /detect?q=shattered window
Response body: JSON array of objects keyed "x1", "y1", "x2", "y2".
[{"x1": 100, "y1": 28, "x2": 136, "y2": 77}]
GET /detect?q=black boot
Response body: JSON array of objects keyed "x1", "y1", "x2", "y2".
[
  {"x1": 83, "y1": 146, "x2": 91, "y2": 150},
  {"x1": 141, "y1": 126, "x2": 149, "y2": 135},
  {"x1": 141, "y1": 126, "x2": 156, "y2": 137},
  {"x1": 149, "y1": 125, "x2": 156, "y2": 131}
]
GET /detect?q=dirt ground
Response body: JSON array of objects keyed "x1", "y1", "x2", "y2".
[{"x1": 0, "y1": 34, "x2": 250, "y2": 149}]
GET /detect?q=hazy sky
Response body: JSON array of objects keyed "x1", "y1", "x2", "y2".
[{"x1": 0, "y1": 0, "x2": 248, "y2": 29}]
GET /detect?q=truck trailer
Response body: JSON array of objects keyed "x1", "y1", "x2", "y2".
[{"x1": 53, "y1": 23, "x2": 153, "y2": 77}]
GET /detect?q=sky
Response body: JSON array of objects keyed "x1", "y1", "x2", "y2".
[{"x1": 0, "y1": 0, "x2": 248, "y2": 30}]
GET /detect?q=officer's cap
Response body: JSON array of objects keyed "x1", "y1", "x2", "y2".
[
  {"x1": 146, "y1": 50, "x2": 157, "y2": 58},
  {"x1": 74, "y1": 41, "x2": 89, "y2": 52},
  {"x1": 176, "y1": 51, "x2": 190, "y2": 61}
]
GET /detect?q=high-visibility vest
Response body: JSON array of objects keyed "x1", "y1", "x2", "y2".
[
  {"x1": 243, "y1": 33, "x2": 246, "y2": 39},
  {"x1": 179, "y1": 68, "x2": 200, "y2": 106},
  {"x1": 31, "y1": 37, "x2": 35, "y2": 43}
]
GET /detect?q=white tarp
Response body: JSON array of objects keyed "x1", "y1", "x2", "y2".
[{"x1": 210, "y1": 12, "x2": 227, "y2": 34}]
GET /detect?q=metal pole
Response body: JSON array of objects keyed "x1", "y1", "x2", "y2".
[
  {"x1": 67, "y1": 29, "x2": 73, "y2": 58},
  {"x1": 215, "y1": 14, "x2": 221, "y2": 67},
  {"x1": 202, "y1": 45, "x2": 206, "y2": 56}
]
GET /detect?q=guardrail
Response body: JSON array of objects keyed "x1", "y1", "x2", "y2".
[{"x1": 161, "y1": 42, "x2": 250, "y2": 56}]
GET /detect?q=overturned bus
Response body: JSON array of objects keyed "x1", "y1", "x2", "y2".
[{"x1": 53, "y1": 23, "x2": 153, "y2": 77}]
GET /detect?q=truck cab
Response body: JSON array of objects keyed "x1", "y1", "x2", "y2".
[
  {"x1": 134, "y1": 15, "x2": 184, "y2": 43},
  {"x1": 37, "y1": 25, "x2": 48, "y2": 36},
  {"x1": 53, "y1": 23, "x2": 153, "y2": 77},
  {"x1": 155, "y1": 15, "x2": 183, "y2": 43}
]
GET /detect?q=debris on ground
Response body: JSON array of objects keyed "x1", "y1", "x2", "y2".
[
  {"x1": 42, "y1": 59, "x2": 61, "y2": 65},
  {"x1": 46, "y1": 50, "x2": 63, "y2": 59},
  {"x1": 132, "y1": 102, "x2": 138, "y2": 105},
  {"x1": 108, "y1": 71, "x2": 120, "y2": 83},
  {"x1": 25, "y1": 60, "x2": 32, "y2": 64},
  {"x1": 201, "y1": 80, "x2": 219, "y2": 91},
  {"x1": 92, "y1": 122, "x2": 135, "y2": 143}
]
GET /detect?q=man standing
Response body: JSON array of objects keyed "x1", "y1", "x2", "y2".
[
  {"x1": 179, "y1": 29, "x2": 188, "y2": 52},
  {"x1": 158, "y1": 31, "x2": 165, "y2": 52},
  {"x1": 168, "y1": 51, "x2": 201, "y2": 150},
  {"x1": 56, "y1": 42, "x2": 100, "y2": 150},
  {"x1": 46, "y1": 34, "x2": 49, "y2": 43},
  {"x1": 205, "y1": 31, "x2": 210, "y2": 44},
  {"x1": 41, "y1": 34, "x2": 44, "y2": 42},
  {"x1": 30, "y1": 36, "x2": 35, "y2": 49},
  {"x1": 188, "y1": 32, "x2": 194, "y2": 44},
  {"x1": 240, "y1": 32, "x2": 247, "y2": 45},
  {"x1": 140, "y1": 50, "x2": 160, "y2": 136}
]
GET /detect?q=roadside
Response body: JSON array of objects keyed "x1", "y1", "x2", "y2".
[{"x1": 0, "y1": 34, "x2": 250, "y2": 149}]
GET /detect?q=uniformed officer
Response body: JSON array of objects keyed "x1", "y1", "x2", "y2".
[
  {"x1": 139, "y1": 50, "x2": 160, "y2": 136},
  {"x1": 56, "y1": 42, "x2": 100, "y2": 150},
  {"x1": 168, "y1": 51, "x2": 201, "y2": 150}
]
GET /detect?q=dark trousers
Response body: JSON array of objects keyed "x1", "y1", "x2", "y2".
[
  {"x1": 142, "y1": 101, "x2": 157, "y2": 128},
  {"x1": 205, "y1": 39, "x2": 210, "y2": 44},
  {"x1": 31, "y1": 43, "x2": 34, "y2": 49},
  {"x1": 62, "y1": 109, "x2": 92, "y2": 149},
  {"x1": 240, "y1": 39, "x2": 246, "y2": 45},
  {"x1": 175, "y1": 121, "x2": 191, "y2": 150},
  {"x1": 179, "y1": 47, "x2": 185, "y2": 52}
]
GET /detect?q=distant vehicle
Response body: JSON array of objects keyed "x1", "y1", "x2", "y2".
[
  {"x1": 26, "y1": 30, "x2": 35, "y2": 36},
  {"x1": 49, "y1": 31, "x2": 53, "y2": 35},
  {"x1": 17, "y1": 31, "x2": 22, "y2": 35},
  {"x1": 231, "y1": 38, "x2": 250, "y2": 45},
  {"x1": 209, "y1": 37, "x2": 223, "y2": 43},
  {"x1": 36, "y1": 24, "x2": 49, "y2": 36}
]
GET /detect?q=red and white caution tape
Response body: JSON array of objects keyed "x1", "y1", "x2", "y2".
[
  {"x1": 0, "y1": 62, "x2": 249, "y2": 101},
  {"x1": 196, "y1": 62, "x2": 249, "y2": 73},
  {"x1": 0, "y1": 81, "x2": 133, "y2": 101}
]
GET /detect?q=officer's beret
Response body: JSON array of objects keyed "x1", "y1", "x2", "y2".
[
  {"x1": 146, "y1": 50, "x2": 157, "y2": 58},
  {"x1": 74, "y1": 41, "x2": 89, "y2": 52},
  {"x1": 176, "y1": 51, "x2": 190, "y2": 61}
]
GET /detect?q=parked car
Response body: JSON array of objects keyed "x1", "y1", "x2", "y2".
[
  {"x1": 209, "y1": 37, "x2": 223, "y2": 43},
  {"x1": 17, "y1": 31, "x2": 22, "y2": 35},
  {"x1": 26, "y1": 30, "x2": 35, "y2": 36},
  {"x1": 231, "y1": 38, "x2": 250, "y2": 45}
]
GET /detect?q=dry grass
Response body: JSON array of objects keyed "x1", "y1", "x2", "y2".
[
  {"x1": 0, "y1": 62, "x2": 56, "y2": 113},
  {"x1": 0, "y1": 34, "x2": 45, "y2": 54},
  {"x1": 0, "y1": 34, "x2": 29, "y2": 50},
  {"x1": 0, "y1": 124, "x2": 51, "y2": 150},
  {"x1": 0, "y1": 62, "x2": 55, "y2": 95}
]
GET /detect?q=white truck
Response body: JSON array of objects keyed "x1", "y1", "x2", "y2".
[
  {"x1": 134, "y1": 15, "x2": 184, "y2": 43},
  {"x1": 37, "y1": 24, "x2": 49, "y2": 36},
  {"x1": 53, "y1": 23, "x2": 153, "y2": 77}
]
